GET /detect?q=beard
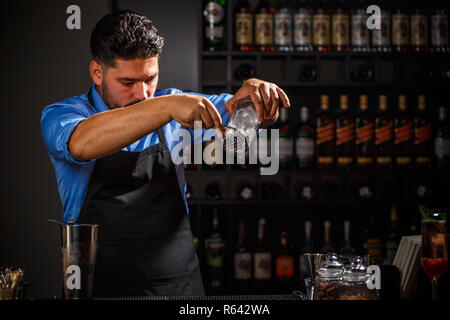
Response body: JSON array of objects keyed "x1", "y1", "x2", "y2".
[{"x1": 100, "y1": 80, "x2": 143, "y2": 109}]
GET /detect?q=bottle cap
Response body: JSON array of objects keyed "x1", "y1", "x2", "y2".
[
  {"x1": 398, "y1": 95, "x2": 407, "y2": 110},
  {"x1": 340, "y1": 95, "x2": 349, "y2": 110},
  {"x1": 379, "y1": 95, "x2": 388, "y2": 110},
  {"x1": 360, "y1": 95, "x2": 368, "y2": 110},
  {"x1": 418, "y1": 95, "x2": 426, "y2": 110},
  {"x1": 320, "y1": 95, "x2": 329, "y2": 110}
]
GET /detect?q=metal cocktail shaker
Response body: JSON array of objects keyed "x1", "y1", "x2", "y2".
[{"x1": 50, "y1": 220, "x2": 99, "y2": 299}]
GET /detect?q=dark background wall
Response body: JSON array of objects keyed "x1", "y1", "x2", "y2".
[{"x1": 0, "y1": 0, "x2": 199, "y2": 298}]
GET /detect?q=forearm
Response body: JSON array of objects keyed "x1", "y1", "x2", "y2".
[{"x1": 69, "y1": 96, "x2": 172, "y2": 161}]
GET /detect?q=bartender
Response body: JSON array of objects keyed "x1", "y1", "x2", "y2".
[{"x1": 41, "y1": 10, "x2": 290, "y2": 297}]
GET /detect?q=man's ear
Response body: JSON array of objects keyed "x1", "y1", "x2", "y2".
[{"x1": 90, "y1": 60, "x2": 104, "y2": 86}]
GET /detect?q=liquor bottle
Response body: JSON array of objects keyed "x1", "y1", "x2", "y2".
[
  {"x1": 410, "y1": 0, "x2": 429, "y2": 53},
  {"x1": 363, "y1": 214, "x2": 383, "y2": 264},
  {"x1": 274, "y1": 0, "x2": 293, "y2": 52},
  {"x1": 413, "y1": 95, "x2": 432, "y2": 168},
  {"x1": 336, "y1": 95, "x2": 354, "y2": 168},
  {"x1": 355, "y1": 95, "x2": 374, "y2": 167},
  {"x1": 204, "y1": 209, "x2": 226, "y2": 291},
  {"x1": 351, "y1": 0, "x2": 370, "y2": 52},
  {"x1": 274, "y1": 231, "x2": 296, "y2": 291},
  {"x1": 331, "y1": 0, "x2": 349, "y2": 52},
  {"x1": 394, "y1": 95, "x2": 413, "y2": 167},
  {"x1": 371, "y1": 0, "x2": 392, "y2": 53},
  {"x1": 392, "y1": 0, "x2": 409, "y2": 53},
  {"x1": 431, "y1": 7, "x2": 449, "y2": 53},
  {"x1": 235, "y1": 0, "x2": 254, "y2": 51},
  {"x1": 312, "y1": 0, "x2": 331, "y2": 52},
  {"x1": 434, "y1": 106, "x2": 450, "y2": 168},
  {"x1": 255, "y1": 0, "x2": 275, "y2": 52},
  {"x1": 278, "y1": 107, "x2": 294, "y2": 169},
  {"x1": 320, "y1": 220, "x2": 334, "y2": 254},
  {"x1": 375, "y1": 95, "x2": 394, "y2": 167},
  {"x1": 340, "y1": 220, "x2": 356, "y2": 257},
  {"x1": 203, "y1": 0, "x2": 226, "y2": 51},
  {"x1": 299, "y1": 220, "x2": 314, "y2": 281},
  {"x1": 294, "y1": 0, "x2": 313, "y2": 52},
  {"x1": 253, "y1": 218, "x2": 272, "y2": 291},
  {"x1": 205, "y1": 181, "x2": 223, "y2": 200},
  {"x1": 296, "y1": 106, "x2": 315, "y2": 169},
  {"x1": 384, "y1": 206, "x2": 400, "y2": 264},
  {"x1": 316, "y1": 95, "x2": 335, "y2": 168},
  {"x1": 234, "y1": 219, "x2": 253, "y2": 291}
]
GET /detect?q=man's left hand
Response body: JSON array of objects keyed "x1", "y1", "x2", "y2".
[{"x1": 225, "y1": 78, "x2": 291, "y2": 125}]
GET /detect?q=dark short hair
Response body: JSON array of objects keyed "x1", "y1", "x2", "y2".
[{"x1": 90, "y1": 10, "x2": 164, "y2": 67}]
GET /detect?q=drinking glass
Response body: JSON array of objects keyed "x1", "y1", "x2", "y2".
[{"x1": 421, "y1": 210, "x2": 448, "y2": 300}]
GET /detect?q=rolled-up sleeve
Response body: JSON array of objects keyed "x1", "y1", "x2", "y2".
[{"x1": 41, "y1": 103, "x2": 92, "y2": 165}]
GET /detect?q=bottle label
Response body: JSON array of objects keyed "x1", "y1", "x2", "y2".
[
  {"x1": 313, "y1": 14, "x2": 330, "y2": 45},
  {"x1": 411, "y1": 14, "x2": 428, "y2": 46},
  {"x1": 204, "y1": 2, "x2": 224, "y2": 24},
  {"x1": 376, "y1": 156, "x2": 392, "y2": 165},
  {"x1": 435, "y1": 138, "x2": 450, "y2": 157},
  {"x1": 254, "y1": 252, "x2": 272, "y2": 279},
  {"x1": 336, "y1": 123, "x2": 355, "y2": 145},
  {"x1": 276, "y1": 255, "x2": 294, "y2": 277},
  {"x1": 394, "y1": 121, "x2": 413, "y2": 144},
  {"x1": 316, "y1": 123, "x2": 335, "y2": 145},
  {"x1": 431, "y1": 14, "x2": 449, "y2": 46},
  {"x1": 351, "y1": 14, "x2": 369, "y2": 46},
  {"x1": 392, "y1": 14, "x2": 409, "y2": 46},
  {"x1": 414, "y1": 123, "x2": 432, "y2": 145},
  {"x1": 275, "y1": 13, "x2": 293, "y2": 46},
  {"x1": 206, "y1": 26, "x2": 224, "y2": 39},
  {"x1": 332, "y1": 14, "x2": 349, "y2": 46},
  {"x1": 234, "y1": 252, "x2": 252, "y2": 280},
  {"x1": 279, "y1": 137, "x2": 293, "y2": 162},
  {"x1": 356, "y1": 122, "x2": 374, "y2": 144},
  {"x1": 236, "y1": 13, "x2": 253, "y2": 45},
  {"x1": 375, "y1": 121, "x2": 393, "y2": 145},
  {"x1": 255, "y1": 13, "x2": 274, "y2": 45},
  {"x1": 294, "y1": 13, "x2": 312, "y2": 45},
  {"x1": 205, "y1": 239, "x2": 225, "y2": 268},
  {"x1": 296, "y1": 137, "x2": 314, "y2": 159},
  {"x1": 372, "y1": 13, "x2": 391, "y2": 46}
]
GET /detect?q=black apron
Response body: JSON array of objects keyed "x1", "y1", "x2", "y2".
[{"x1": 76, "y1": 91, "x2": 204, "y2": 297}]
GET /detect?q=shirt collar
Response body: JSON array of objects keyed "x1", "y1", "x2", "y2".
[{"x1": 89, "y1": 84, "x2": 111, "y2": 113}]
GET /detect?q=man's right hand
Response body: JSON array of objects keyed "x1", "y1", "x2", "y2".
[{"x1": 164, "y1": 94, "x2": 223, "y2": 130}]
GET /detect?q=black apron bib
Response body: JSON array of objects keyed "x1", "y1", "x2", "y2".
[{"x1": 77, "y1": 91, "x2": 204, "y2": 297}]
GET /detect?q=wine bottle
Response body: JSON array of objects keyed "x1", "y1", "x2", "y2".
[
  {"x1": 255, "y1": 0, "x2": 275, "y2": 51},
  {"x1": 274, "y1": 231, "x2": 296, "y2": 291},
  {"x1": 234, "y1": 219, "x2": 253, "y2": 291},
  {"x1": 299, "y1": 220, "x2": 314, "y2": 281},
  {"x1": 434, "y1": 106, "x2": 450, "y2": 168},
  {"x1": 204, "y1": 209, "x2": 226, "y2": 292},
  {"x1": 277, "y1": 107, "x2": 294, "y2": 169},
  {"x1": 392, "y1": 0, "x2": 409, "y2": 53},
  {"x1": 294, "y1": 0, "x2": 313, "y2": 52},
  {"x1": 384, "y1": 206, "x2": 400, "y2": 264},
  {"x1": 253, "y1": 218, "x2": 272, "y2": 292},
  {"x1": 312, "y1": 0, "x2": 331, "y2": 52},
  {"x1": 296, "y1": 106, "x2": 315, "y2": 169},
  {"x1": 375, "y1": 95, "x2": 394, "y2": 167},
  {"x1": 316, "y1": 95, "x2": 335, "y2": 168},
  {"x1": 363, "y1": 214, "x2": 383, "y2": 264},
  {"x1": 355, "y1": 95, "x2": 374, "y2": 167},
  {"x1": 336, "y1": 95, "x2": 354, "y2": 168},
  {"x1": 394, "y1": 95, "x2": 413, "y2": 167},
  {"x1": 331, "y1": 0, "x2": 349, "y2": 52},
  {"x1": 274, "y1": 0, "x2": 293, "y2": 51},
  {"x1": 235, "y1": 0, "x2": 254, "y2": 51},
  {"x1": 371, "y1": 0, "x2": 392, "y2": 53},
  {"x1": 340, "y1": 220, "x2": 356, "y2": 257},
  {"x1": 203, "y1": 0, "x2": 226, "y2": 51},
  {"x1": 410, "y1": 0, "x2": 429, "y2": 53},
  {"x1": 413, "y1": 95, "x2": 432, "y2": 168},
  {"x1": 431, "y1": 6, "x2": 449, "y2": 53},
  {"x1": 320, "y1": 220, "x2": 334, "y2": 254},
  {"x1": 351, "y1": 0, "x2": 370, "y2": 52}
]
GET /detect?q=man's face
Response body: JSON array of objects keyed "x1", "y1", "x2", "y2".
[{"x1": 95, "y1": 57, "x2": 159, "y2": 109}]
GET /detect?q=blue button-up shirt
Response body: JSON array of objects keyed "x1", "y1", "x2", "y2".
[{"x1": 41, "y1": 85, "x2": 231, "y2": 223}]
